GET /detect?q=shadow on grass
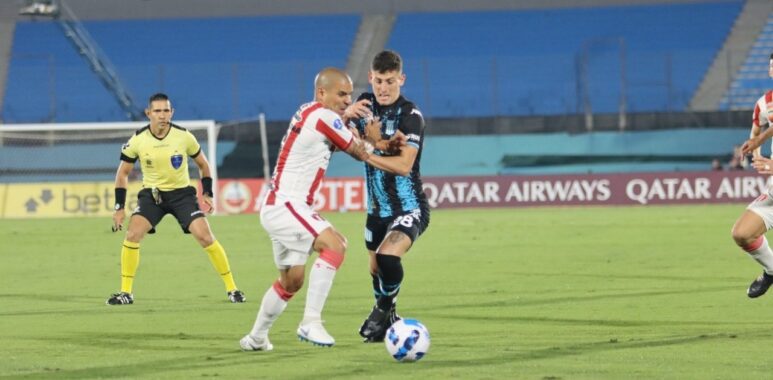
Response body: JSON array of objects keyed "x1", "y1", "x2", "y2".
[
  {"x1": 0, "y1": 293, "x2": 241, "y2": 318},
  {"x1": 1, "y1": 331, "x2": 320, "y2": 379},
  {"x1": 435, "y1": 285, "x2": 739, "y2": 310},
  {"x1": 420, "y1": 331, "x2": 764, "y2": 368}
]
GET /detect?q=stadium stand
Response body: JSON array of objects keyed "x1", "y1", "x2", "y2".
[
  {"x1": 720, "y1": 12, "x2": 773, "y2": 110},
  {"x1": 0, "y1": 0, "x2": 763, "y2": 179},
  {"x1": 1, "y1": 1, "x2": 743, "y2": 123},
  {"x1": 3, "y1": 15, "x2": 358, "y2": 122},
  {"x1": 389, "y1": 2, "x2": 743, "y2": 118}
]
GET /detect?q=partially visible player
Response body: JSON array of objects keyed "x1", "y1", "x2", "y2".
[
  {"x1": 343, "y1": 50, "x2": 430, "y2": 342},
  {"x1": 106, "y1": 93, "x2": 245, "y2": 305},
  {"x1": 240, "y1": 68, "x2": 377, "y2": 351},
  {"x1": 733, "y1": 52, "x2": 773, "y2": 298}
]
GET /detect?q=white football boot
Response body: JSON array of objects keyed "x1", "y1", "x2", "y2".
[
  {"x1": 240, "y1": 334, "x2": 273, "y2": 351},
  {"x1": 297, "y1": 320, "x2": 335, "y2": 347}
]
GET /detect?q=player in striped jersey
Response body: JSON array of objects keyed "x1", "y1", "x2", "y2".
[
  {"x1": 734, "y1": 53, "x2": 773, "y2": 298},
  {"x1": 344, "y1": 50, "x2": 431, "y2": 342},
  {"x1": 240, "y1": 68, "x2": 377, "y2": 351}
]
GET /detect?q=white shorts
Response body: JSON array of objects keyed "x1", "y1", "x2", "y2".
[
  {"x1": 260, "y1": 199, "x2": 332, "y2": 269},
  {"x1": 748, "y1": 186, "x2": 773, "y2": 230}
]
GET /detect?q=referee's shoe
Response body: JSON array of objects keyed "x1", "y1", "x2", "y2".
[
  {"x1": 106, "y1": 292, "x2": 134, "y2": 305},
  {"x1": 228, "y1": 290, "x2": 246, "y2": 303}
]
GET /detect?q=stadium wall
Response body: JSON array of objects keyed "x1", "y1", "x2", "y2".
[
  {"x1": 328, "y1": 127, "x2": 752, "y2": 177},
  {"x1": 1, "y1": 170, "x2": 766, "y2": 219}
]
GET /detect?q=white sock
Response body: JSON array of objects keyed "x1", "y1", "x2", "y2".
[
  {"x1": 250, "y1": 281, "x2": 292, "y2": 338},
  {"x1": 303, "y1": 251, "x2": 342, "y2": 322},
  {"x1": 746, "y1": 236, "x2": 773, "y2": 275}
]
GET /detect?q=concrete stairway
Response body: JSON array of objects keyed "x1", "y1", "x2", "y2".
[
  {"x1": 689, "y1": 0, "x2": 773, "y2": 111},
  {"x1": 346, "y1": 13, "x2": 396, "y2": 97}
]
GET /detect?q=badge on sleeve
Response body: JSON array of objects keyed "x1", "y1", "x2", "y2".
[{"x1": 333, "y1": 118, "x2": 343, "y2": 130}]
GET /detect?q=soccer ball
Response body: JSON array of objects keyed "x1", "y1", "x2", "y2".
[{"x1": 384, "y1": 318, "x2": 430, "y2": 362}]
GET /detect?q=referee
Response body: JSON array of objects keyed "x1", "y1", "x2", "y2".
[{"x1": 106, "y1": 93, "x2": 245, "y2": 305}]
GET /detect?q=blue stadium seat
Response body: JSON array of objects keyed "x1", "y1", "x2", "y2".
[
  {"x1": 2, "y1": 3, "x2": 742, "y2": 122},
  {"x1": 3, "y1": 15, "x2": 358, "y2": 123},
  {"x1": 388, "y1": 2, "x2": 742, "y2": 118},
  {"x1": 720, "y1": 13, "x2": 773, "y2": 110}
]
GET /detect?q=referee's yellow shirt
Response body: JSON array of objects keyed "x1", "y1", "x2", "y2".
[{"x1": 120, "y1": 124, "x2": 202, "y2": 191}]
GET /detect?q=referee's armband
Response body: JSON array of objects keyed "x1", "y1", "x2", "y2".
[
  {"x1": 201, "y1": 177, "x2": 214, "y2": 197},
  {"x1": 114, "y1": 188, "x2": 127, "y2": 210}
]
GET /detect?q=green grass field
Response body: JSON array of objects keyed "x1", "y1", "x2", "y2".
[{"x1": 1, "y1": 205, "x2": 771, "y2": 379}]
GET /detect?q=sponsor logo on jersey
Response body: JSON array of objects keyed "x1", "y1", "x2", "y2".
[
  {"x1": 411, "y1": 108, "x2": 423, "y2": 118},
  {"x1": 406, "y1": 133, "x2": 421, "y2": 143},
  {"x1": 171, "y1": 153, "x2": 183, "y2": 169}
]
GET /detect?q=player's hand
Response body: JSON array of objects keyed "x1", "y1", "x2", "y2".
[
  {"x1": 202, "y1": 195, "x2": 215, "y2": 214},
  {"x1": 752, "y1": 156, "x2": 773, "y2": 175},
  {"x1": 376, "y1": 130, "x2": 407, "y2": 155},
  {"x1": 742, "y1": 137, "x2": 764, "y2": 156},
  {"x1": 111, "y1": 209, "x2": 125, "y2": 232},
  {"x1": 343, "y1": 99, "x2": 372, "y2": 122},
  {"x1": 364, "y1": 117, "x2": 383, "y2": 145}
]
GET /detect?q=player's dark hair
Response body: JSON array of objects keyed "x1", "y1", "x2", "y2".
[
  {"x1": 770, "y1": 53, "x2": 773, "y2": 60},
  {"x1": 371, "y1": 50, "x2": 402, "y2": 74},
  {"x1": 148, "y1": 93, "x2": 169, "y2": 105}
]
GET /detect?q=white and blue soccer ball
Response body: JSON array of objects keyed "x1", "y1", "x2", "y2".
[{"x1": 384, "y1": 318, "x2": 430, "y2": 362}]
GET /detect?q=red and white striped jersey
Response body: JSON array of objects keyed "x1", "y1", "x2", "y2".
[
  {"x1": 753, "y1": 90, "x2": 773, "y2": 128},
  {"x1": 265, "y1": 101, "x2": 354, "y2": 206}
]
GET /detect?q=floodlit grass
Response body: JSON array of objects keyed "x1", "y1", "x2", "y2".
[{"x1": 0, "y1": 205, "x2": 769, "y2": 379}]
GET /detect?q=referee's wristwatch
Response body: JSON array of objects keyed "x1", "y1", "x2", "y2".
[{"x1": 114, "y1": 203, "x2": 124, "y2": 211}]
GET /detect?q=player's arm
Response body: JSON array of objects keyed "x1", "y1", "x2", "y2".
[
  {"x1": 743, "y1": 97, "x2": 772, "y2": 155},
  {"x1": 749, "y1": 122, "x2": 764, "y2": 158},
  {"x1": 364, "y1": 105, "x2": 422, "y2": 177},
  {"x1": 361, "y1": 118, "x2": 407, "y2": 153},
  {"x1": 365, "y1": 146, "x2": 418, "y2": 177},
  {"x1": 344, "y1": 137, "x2": 372, "y2": 161},
  {"x1": 192, "y1": 152, "x2": 215, "y2": 213},
  {"x1": 343, "y1": 98, "x2": 372, "y2": 125},
  {"x1": 742, "y1": 125, "x2": 773, "y2": 155},
  {"x1": 112, "y1": 160, "x2": 134, "y2": 232}
]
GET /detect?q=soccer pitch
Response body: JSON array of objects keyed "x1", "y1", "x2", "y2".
[{"x1": 1, "y1": 205, "x2": 770, "y2": 379}]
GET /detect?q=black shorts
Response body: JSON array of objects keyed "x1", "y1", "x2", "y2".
[
  {"x1": 132, "y1": 186, "x2": 205, "y2": 234},
  {"x1": 364, "y1": 207, "x2": 430, "y2": 251}
]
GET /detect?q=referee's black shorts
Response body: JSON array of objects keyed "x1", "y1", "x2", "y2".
[{"x1": 132, "y1": 186, "x2": 205, "y2": 234}]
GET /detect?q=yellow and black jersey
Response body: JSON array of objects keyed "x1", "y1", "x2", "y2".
[{"x1": 120, "y1": 123, "x2": 201, "y2": 191}]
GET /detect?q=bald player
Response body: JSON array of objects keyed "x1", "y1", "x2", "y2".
[{"x1": 240, "y1": 68, "x2": 380, "y2": 351}]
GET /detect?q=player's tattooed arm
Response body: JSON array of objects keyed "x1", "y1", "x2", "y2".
[
  {"x1": 345, "y1": 137, "x2": 373, "y2": 162},
  {"x1": 363, "y1": 119, "x2": 406, "y2": 154}
]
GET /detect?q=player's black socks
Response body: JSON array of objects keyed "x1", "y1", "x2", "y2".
[
  {"x1": 371, "y1": 272, "x2": 381, "y2": 302},
  {"x1": 375, "y1": 253, "x2": 403, "y2": 311}
]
